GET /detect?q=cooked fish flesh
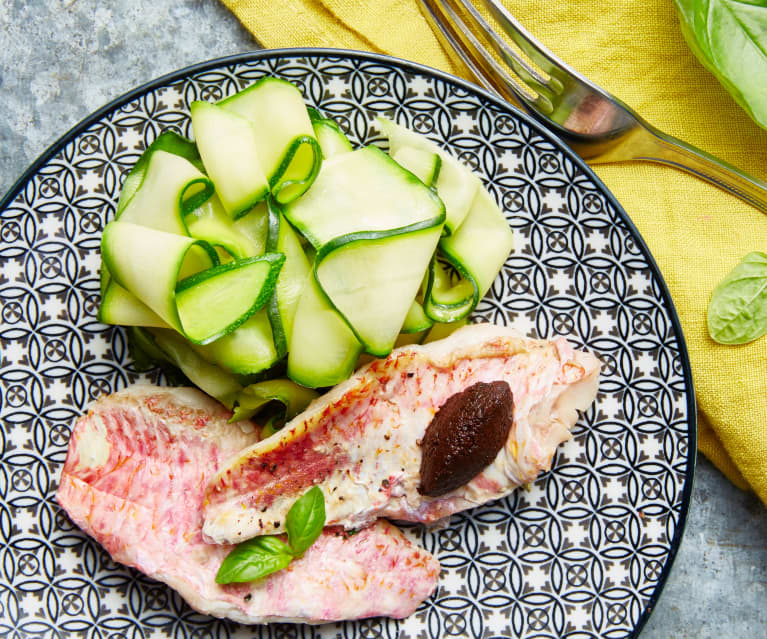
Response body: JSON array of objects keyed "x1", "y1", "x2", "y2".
[
  {"x1": 204, "y1": 323, "x2": 600, "y2": 544},
  {"x1": 56, "y1": 385, "x2": 440, "y2": 624}
]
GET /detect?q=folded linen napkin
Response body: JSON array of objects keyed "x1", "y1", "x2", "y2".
[{"x1": 222, "y1": 0, "x2": 767, "y2": 502}]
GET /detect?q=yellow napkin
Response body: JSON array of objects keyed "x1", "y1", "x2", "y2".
[{"x1": 223, "y1": 0, "x2": 767, "y2": 502}]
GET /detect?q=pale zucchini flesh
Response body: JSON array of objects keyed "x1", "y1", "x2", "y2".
[
  {"x1": 178, "y1": 244, "x2": 219, "y2": 281},
  {"x1": 316, "y1": 225, "x2": 443, "y2": 355},
  {"x1": 283, "y1": 145, "x2": 445, "y2": 248},
  {"x1": 118, "y1": 150, "x2": 212, "y2": 235},
  {"x1": 192, "y1": 310, "x2": 280, "y2": 376},
  {"x1": 99, "y1": 279, "x2": 169, "y2": 328},
  {"x1": 150, "y1": 328, "x2": 243, "y2": 408},
  {"x1": 378, "y1": 116, "x2": 480, "y2": 234},
  {"x1": 285, "y1": 141, "x2": 445, "y2": 357},
  {"x1": 187, "y1": 196, "x2": 268, "y2": 259},
  {"x1": 232, "y1": 201, "x2": 270, "y2": 255},
  {"x1": 265, "y1": 203, "x2": 312, "y2": 357},
  {"x1": 428, "y1": 258, "x2": 476, "y2": 304},
  {"x1": 190, "y1": 100, "x2": 269, "y2": 218},
  {"x1": 175, "y1": 253, "x2": 285, "y2": 345},
  {"x1": 99, "y1": 262, "x2": 168, "y2": 328},
  {"x1": 401, "y1": 299, "x2": 433, "y2": 333},
  {"x1": 219, "y1": 77, "x2": 321, "y2": 204},
  {"x1": 424, "y1": 186, "x2": 514, "y2": 322},
  {"x1": 439, "y1": 187, "x2": 514, "y2": 299},
  {"x1": 116, "y1": 130, "x2": 205, "y2": 218},
  {"x1": 101, "y1": 220, "x2": 216, "y2": 332},
  {"x1": 423, "y1": 255, "x2": 477, "y2": 323},
  {"x1": 391, "y1": 146, "x2": 441, "y2": 188},
  {"x1": 287, "y1": 275, "x2": 362, "y2": 388},
  {"x1": 274, "y1": 140, "x2": 322, "y2": 204},
  {"x1": 395, "y1": 331, "x2": 427, "y2": 347},
  {"x1": 422, "y1": 318, "x2": 469, "y2": 343},
  {"x1": 311, "y1": 115, "x2": 353, "y2": 158}
]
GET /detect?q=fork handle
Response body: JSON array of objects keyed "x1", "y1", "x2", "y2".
[{"x1": 615, "y1": 126, "x2": 767, "y2": 213}]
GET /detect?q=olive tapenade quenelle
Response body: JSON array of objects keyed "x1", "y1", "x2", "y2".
[{"x1": 418, "y1": 381, "x2": 513, "y2": 497}]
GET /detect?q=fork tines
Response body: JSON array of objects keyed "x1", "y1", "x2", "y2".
[{"x1": 419, "y1": 0, "x2": 561, "y2": 113}]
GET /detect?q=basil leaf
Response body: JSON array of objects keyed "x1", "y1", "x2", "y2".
[
  {"x1": 675, "y1": 0, "x2": 767, "y2": 129},
  {"x1": 214, "y1": 490, "x2": 326, "y2": 584},
  {"x1": 286, "y1": 486, "x2": 326, "y2": 556},
  {"x1": 251, "y1": 535, "x2": 293, "y2": 555},
  {"x1": 707, "y1": 251, "x2": 767, "y2": 344},
  {"x1": 215, "y1": 535, "x2": 293, "y2": 584}
]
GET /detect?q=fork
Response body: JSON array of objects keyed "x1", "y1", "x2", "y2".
[{"x1": 419, "y1": 0, "x2": 767, "y2": 213}]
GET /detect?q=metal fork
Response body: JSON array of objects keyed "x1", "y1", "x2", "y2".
[{"x1": 420, "y1": 0, "x2": 767, "y2": 213}]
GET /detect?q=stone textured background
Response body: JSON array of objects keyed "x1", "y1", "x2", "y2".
[{"x1": 1, "y1": 1, "x2": 765, "y2": 637}]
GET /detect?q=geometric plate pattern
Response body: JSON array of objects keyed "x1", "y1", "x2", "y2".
[{"x1": 0, "y1": 50, "x2": 695, "y2": 639}]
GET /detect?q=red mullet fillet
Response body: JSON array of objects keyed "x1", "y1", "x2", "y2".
[
  {"x1": 56, "y1": 386, "x2": 440, "y2": 624},
  {"x1": 204, "y1": 324, "x2": 600, "y2": 544}
]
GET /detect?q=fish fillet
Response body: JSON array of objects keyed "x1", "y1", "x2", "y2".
[
  {"x1": 204, "y1": 323, "x2": 600, "y2": 544},
  {"x1": 56, "y1": 385, "x2": 440, "y2": 624}
]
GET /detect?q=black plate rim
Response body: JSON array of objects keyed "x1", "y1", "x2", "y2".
[{"x1": 0, "y1": 46, "x2": 697, "y2": 639}]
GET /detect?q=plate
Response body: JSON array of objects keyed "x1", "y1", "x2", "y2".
[{"x1": 0, "y1": 49, "x2": 695, "y2": 639}]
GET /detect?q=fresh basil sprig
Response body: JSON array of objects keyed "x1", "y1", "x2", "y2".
[
  {"x1": 707, "y1": 251, "x2": 767, "y2": 345},
  {"x1": 285, "y1": 483, "x2": 327, "y2": 554},
  {"x1": 215, "y1": 486, "x2": 326, "y2": 584},
  {"x1": 675, "y1": 0, "x2": 767, "y2": 129},
  {"x1": 214, "y1": 537, "x2": 293, "y2": 585}
]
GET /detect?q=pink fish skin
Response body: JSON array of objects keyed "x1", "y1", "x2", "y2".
[
  {"x1": 204, "y1": 324, "x2": 600, "y2": 544},
  {"x1": 56, "y1": 385, "x2": 440, "y2": 624}
]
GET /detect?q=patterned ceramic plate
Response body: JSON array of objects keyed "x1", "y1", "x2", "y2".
[{"x1": 0, "y1": 49, "x2": 695, "y2": 639}]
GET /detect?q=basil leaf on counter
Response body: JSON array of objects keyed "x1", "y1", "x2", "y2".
[
  {"x1": 215, "y1": 536, "x2": 293, "y2": 584},
  {"x1": 215, "y1": 487, "x2": 326, "y2": 584},
  {"x1": 707, "y1": 251, "x2": 767, "y2": 344},
  {"x1": 674, "y1": 0, "x2": 767, "y2": 129},
  {"x1": 286, "y1": 486, "x2": 326, "y2": 555}
]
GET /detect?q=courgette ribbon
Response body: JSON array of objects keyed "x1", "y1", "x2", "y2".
[
  {"x1": 102, "y1": 83, "x2": 513, "y2": 396},
  {"x1": 99, "y1": 83, "x2": 324, "y2": 375}
]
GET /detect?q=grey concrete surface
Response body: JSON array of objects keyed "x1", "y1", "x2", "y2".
[{"x1": 1, "y1": 1, "x2": 766, "y2": 637}]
